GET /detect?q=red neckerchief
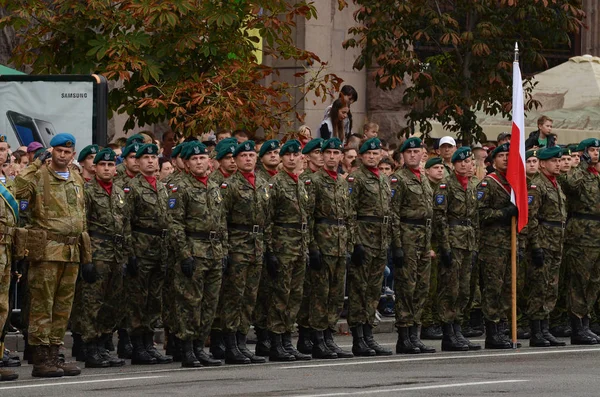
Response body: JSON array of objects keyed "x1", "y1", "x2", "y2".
[
  {"x1": 409, "y1": 167, "x2": 421, "y2": 181},
  {"x1": 219, "y1": 168, "x2": 230, "y2": 178},
  {"x1": 194, "y1": 175, "x2": 209, "y2": 186},
  {"x1": 489, "y1": 171, "x2": 512, "y2": 195},
  {"x1": 588, "y1": 166, "x2": 599, "y2": 176},
  {"x1": 324, "y1": 169, "x2": 338, "y2": 181},
  {"x1": 366, "y1": 166, "x2": 380, "y2": 177},
  {"x1": 241, "y1": 171, "x2": 256, "y2": 188},
  {"x1": 84, "y1": 177, "x2": 92, "y2": 183},
  {"x1": 309, "y1": 164, "x2": 320, "y2": 173},
  {"x1": 267, "y1": 169, "x2": 278, "y2": 177},
  {"x1": 455, "y1": 173, "x2": 468, "y2": 190},
  {"x1": 543, "y1": 172, "x2": 558, "y2": 189},
  {"x1": 286, "y1": 171, "x2": 298, "y2": 183},
  {"x1": 96, "y1": 178, "x2": 113, "y2": 196},
  {"x1": 126, "y1": 170, "x2": 136, "y2": 179},
  {"x1": 143, "y1": 175, "x2": 157, "y2": 191}
]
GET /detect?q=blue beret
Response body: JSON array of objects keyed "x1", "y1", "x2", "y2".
[
  {"x1": 135, "y1": 143, "x2": 159, "y2": 158},
  {"x1": 259, "y1": 139, "x2": 280, "y2": 158},
  {"x1": 577, "y1": 138, "x2": 600, "y2": 151},
  {"x1": 233, "y1": 140, "x2": 255, "y2": 157},
  {"x1": 491, "y1": 143, "x2": 510, "y2": 158},
  {"x1": 181, "y1": 141, "x2": 208, "y2": 160},
  {"x1": 322, "y1": 138, "x2": 343, "y2": 151},
  {"x1": 50, "y1": 133, "x2": 76, "y2": 148},
  {"x1": 215, "y1": 138, "x2": 238, "y2": 160},
  {"x1": 122, "y1": 143, "x2": 141, "y2": 158},
  {"x1": 451, "y1": 146, "x2": 472, "y2": 163},
  {"x1": 398, "y1": 137, "x2": 422, "y2": 153},
  {"x1": 280, "y1": 139, "x2": 301, "y2": 156},
  {"x1": 93, "y1": 148, "x2": 117, "y2": 164},
  {"x1": 302, "y1": 138, "x2": 323, "y2": 154},
  {"x1": 77, "y1": 144, "x2": 99, "y2": 163},
  {"x1": 359, "y1": 137, "x2": 382, "y2": 154},
  {"x1": 425, "y1": 157, "x2": 443, "y2": 169},
  {"x1": 537, "y1": 146, "x2": 563, "y2": 160},
  {"x1": 126, "y1": 134, "x2": 145, "y2": 146}
]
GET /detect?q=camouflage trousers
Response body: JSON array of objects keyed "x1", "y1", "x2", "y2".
[
  {"x1": 421, "y1": 255, "x2": 439, "y2": 327},
  {"x1": 394, "y1": 245, "x2": 432, "y2": 328},
  {"x1": 437, "y1": 248, "x2": 473, "y2": 324},
  {"x1": 566, "y1": 245, "x2": 600, "y2": 318},
  {"x1": 348, "y1": 247, "x2": 386, "y2": 327},
  {"x1": 28, "y1": 261, "x2": 79, "y2": 346},
  {"x1": 218, "y1": 252, "x2": 262, "y2": 334},
  {"x1": 295, "y1": 270, "x2": 312, "y2": 329},
  {"x1": 526, "y1": 248, "x2": 562, "y2": 320},
  {"x1": 550, "y1": 257, "x2": 570, "y2": 327},
  {"x1": 162, "y1": 257, "x2": 176, "y2": 331},
  {"x1": 309, "y1": 255, "x2": 346, "y2": 331},
  {"x1": 268, "y1": 254, "x2": 306, "y2": 334},
  {"x1": 127, "y1": 257, "x2": 164, "y2": 336},
  {"x1": 252, "y1": 265, "x2": 273, "y2": 330},
  {"x1": 517, "y1": 256, "x2": 529, "y2": 326},
  {"x1": 71, "y1": 261, "x2": 123, "y2": 343},
  {"x1": 172, "y1": 257, "x2": 222, "y2": 342},
  {"x1": 0, "y1": 245, "x2": 10, "y2": 334},
  {"x1": 480, "y1": 246, "x2": 511, "y2": 323}
]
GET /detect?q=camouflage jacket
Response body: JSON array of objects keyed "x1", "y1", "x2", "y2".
[
  {"x1": 561, "y1": 161, "x2": 600, "y2": 246},
  {"x1": 390, "y1": 167, "x2": 433, "y2": 250},
  {"x1": 299, "y1": 167, "x2": 318, "y2": 216},
  {"x1": 526, "y1": 172, "x2": 567, "y2": 252},
  {"x1": 168, "y1": 173, "x2": 227, "y2": 262},
  {"x1": 163, "y1": 169, "x2": 184, "y2": 190},
  {"x1": 0, "y1": 181, "x2": 17, "y2": 251},
  {"x1": 347, "y1": 164, "x2": 391, "y2": 251},
  {"x1": 113, "y1": 171, "x2": 136, "y2": 192},
  {"x1": 433, "y1": 173, "x2": 479, "y2": 252},
  {"x1": 208, "y1": 168, "x2": 231, "y2": 186},
  {"x1": 255, "y1": 162, "x2": 276, "y2": 182},
  {"x1": 14, "y1": 160, "x2": 86, "y2": 262},
  {"x1": 477, "y1": 171, "x2": 513, "y2": 249},
  {"x1": 265, "y1": 171, "x2": 311, "y2": 257},
  {"x1": 84, "y1": 178, "x2": 132, "y2": 264}
]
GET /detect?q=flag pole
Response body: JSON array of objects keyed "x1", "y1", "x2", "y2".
[{"x1": 511, "y1": 42, "x2": 519, "y2": 349}]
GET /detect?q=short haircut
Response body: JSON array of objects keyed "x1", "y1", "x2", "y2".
[
  {"x1": 343, "y1": 147, "x2": 357, "y2": 155},
  {"x1": 233, "y1": 129, "x2": 249, "y2": 138},
  {"x1": 378, "y1": 157, "x2": 393, "y2": 167},
  {"x1": 363, "y1": 122, "x2": 379, "y2": 132},
  {"x1": 537, "y1": 115, "x2": 553, "y2": 126},
  {"x1": 216, "y1": 130, "x2": 231, "y2": 138}
]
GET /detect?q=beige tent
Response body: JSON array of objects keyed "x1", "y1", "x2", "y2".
[{"x1": 430, "y1": 55, "x2": 600, "y2": 143}]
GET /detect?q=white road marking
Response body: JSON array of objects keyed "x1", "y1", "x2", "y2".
[
  {"x1": 281, "y1": 346, "x2": 600, "y2": 369},
  {"x1": 285, "y1": 379, "x2": 529, "y2": 397},
  {"x1": 0, "y1": 375, "x2": 167, "y2": 390}
]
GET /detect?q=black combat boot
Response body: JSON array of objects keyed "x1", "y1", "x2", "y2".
[
  {"x1": 396, "y1": 327, "x2": 420, "y2": 354},
  {"x1": 441, "y1": 323, "x2": 468, "y2": 352},
  {"x1": 421, "y1": 324, "x2": 443, "y2": 340},
  {"x1": 117, "y1": 329, "x2": 133, "y2": 359},
  {"x1": 582, "y1": 316, "x2": 600, "y2": 343},
  {"x1": 363, "y1": 324, "x2": 392, "y2": 355},
  {"x1": 84, "y1": 340, "x2": 110, "y2": 368},
  {"x1": 254, "y1": 327, "x2": 271, "y2": 357},
  {"x1": 529, "y1": 320, "x2": 550, "y2": 347},
  {"x1": 324, "y1": 329, "x2": 353, "y2": 358},
  {"x1": 351, "y1": 326, "x2": 376, "y2": 356},
  {"x1": 297, "y1": 326, "x2": 314, "y2": 355},
  {"x1": 236, "y1": 332, "x2": 266, "y2": 363},
  {"x1": 72, "y1": 333, "x2": 86, "y2": 362},
  {"x1": 104, "y1": 332, "x2": 116, "y2": 352},
  {"x1": 164, "y1": 328, "x2": 174, "y2": 357},
  {"x1": 409, "y1": 325, "x2": 436, "y2": 353},
  {"x1": 282, "y1": 332, "x2": 311, "y2": 360},
  {"x1": 193, "y1": 340, "x2": 222, "y2": 366},
  {"x1": 453, "y1": 323, "x2": 481, "y2": 350},
  {"x1": 130, "y1": 335, "x2": 157, "y2": 365},
  {"x1": 171, "y1": 336, "x2": 183, "y2": 362},
  {"x1": 181, "y1": 340, "x2": 202, "y2": 368},
  {"x1": 550, "y1": 321, "x2": 572, "y2": 337},
  {"x1": 484, "y1": 321, "x2": 511, "y2": 349},
  {"x1": 571, "y1": 316, "x2": 597, "y2": 345},
  {"x1": 269, "y1": 332, "x2": 295, "y2": 362},
  {"x1": 541, "y1": 319, "x2": 566, "y2": 346},
  {"x1": 143, "y1": 332, "x2": 173, "y2": 364},
  {"x1": 310, "y1": 330, "x2": 337, "y2": 359},
  {"x1": 210, "y1": 330, "x2": 226, "y2": 360},
  {"x1": 224, "y1": 332, "x2": 251, "y2": 364},
  {"x1": 98, "y1": 334, "x2": 126, "y2": 367}
]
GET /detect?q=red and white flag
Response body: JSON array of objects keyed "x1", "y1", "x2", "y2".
[{"x1": 506, "y1": 51, "x2": 528, "y2": 232}]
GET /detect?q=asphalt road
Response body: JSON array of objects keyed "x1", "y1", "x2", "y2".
[{"x1": 2, "y1": 333, "x2": 600, "y2": 397}]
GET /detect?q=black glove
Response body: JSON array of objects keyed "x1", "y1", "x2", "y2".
[
  {"x1": 266, "y1": 252, "x2": 280, "y2": 279},
  {"x1": 11, "y1": 258, "x2": 25, "y2": 275},
  {"x1": 351, "y1": 244, "x2": 366, "y2": 266},
  {"x1": 181, "y1": 257, "x2": 196, "y2": 278},
  {"x1": 501, "y1": 204, "x2": 518, "y2": 219},
  {"x1": 80, "y1": 263, "x2": 97, "y2": 283},
  {"x1": 222, "y1": 257, "x2": 229, "y2": 275},
  {"x1": 531, "y1": 248, "x2": 545, "y2": 268},
  {"x1": 581, "y1": 150, "x2": 592, "y2": 165},
  {"x1": 471, "y1": 251, "x2": 478, "y2": 269},
  {"x1": 308, "y1": 249, "x2": 322, "y2": 271},
  {"x1": 127, "y1": 256, "x2": 138, "y2": 277},
  {"x1": 441, "y1": 249, "x2": 453, "y2": 268},
  {"x1": 392, "y1": 247, "x2": 404, "y2": 269},
  {"x1": 518, "y1": 248, "x2": 524, "y2": 263},
  {"x1": 37, "y1": 149, "x2": 52, "y2": 163}
]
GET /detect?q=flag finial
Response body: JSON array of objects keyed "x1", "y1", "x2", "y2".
[{"x1": 514, "y1": 42, "x2": 519, "y2": 62}]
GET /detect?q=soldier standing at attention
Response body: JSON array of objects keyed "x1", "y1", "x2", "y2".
[
  {"x1": 476, "y1": 144, "x2": 517, "y2": 349},
  {"x1": 169, "y1": 141, "x2": 226, "y2": 367},
  {"x1": 116, "y1": 134, "x2": 145, "y2": 177},
  {"x1": 71, "y1": 148, "x2": 129, "y2": 368},
  {"x1": 125, "y1": 143, "x2": 173, "y2": 365},
  {"x1": 77, "y1": 144, "x2": 99, "y2": 182},
  {"x1": 255, "y1": 139, "x2": 280, "y2": 181},
  {"x1": 347, "y1": 137, "x2": 392, "y2": 357},
  {"x1": 525, "y1": 147, "x2": 567, "y2": 347},
  {"x1": 14, "y1": 133, "x2": 88, "y2": 377},
  {"x1": 433, "y1": 147, "x2": 481, "y2": 351}
]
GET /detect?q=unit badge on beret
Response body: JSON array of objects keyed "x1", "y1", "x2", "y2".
[
  {"x1": 245, "y1": 143, "x2": 251, "y2": 150},
  {"x1": 370, "y1": 142, "x2": 376, "y2": 149},
  {"x1": 0, "y1": 135, "x2": 6, "y2": 142},
  {"x1": 409, "y1": 141, "x2": 416, "y2": 148},
  {"x1": 194, "y1": 146, "x2": 200, "y2": 154},
  {"x1": 65, "y1": 141, "x2": 73, "y2": 147},
  {"x1": 104, "y1": 153, "x2": 110, "y2": 160},
  {"x1": 271, "y1": 142, "x2": 276, "y2": 149},
  {"x1": 91, "y1": 147, "x2": 97, "y2": 154}
]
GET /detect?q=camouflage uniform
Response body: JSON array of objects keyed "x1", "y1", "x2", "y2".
[
  {"x1": 421, "y1": 178, "x2": 441, "y2": 330},
  {"x1": 255, "y1": 162, "x2": 276, "y2": 182},
  {"x1": 391, "y1": 168, "x2": 433, "y2": 328},
  {"x1": 0, "y1": 182, "x2": 17, "y2": 346}
]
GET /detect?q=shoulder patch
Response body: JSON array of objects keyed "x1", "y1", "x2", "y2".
[
  {"x1": 220, "y1": 183, "x2": 228, "y2": 189},
  {"x1": 168, "y1": 198, "x2": 176, "y2": 209},
  {"x1": 19, "y1": 200, "x2": 28, "y2": 211},
  {"x1": 390, "y1": 177, "x2": 398, "y2": 184},
  {"x1": 530, "y1": 184, "x2": 537, "y2": 189},
  {"x1": 171, "y1": 186, "x2": 178, "y2": 193},
  {"x1": 123, "y1": 187, "x2": 131, "y2": 193},
  {"x1": 305, "y1": 179, "x2": 311, "y2": 185},
  {"x1": 528, "y1": 195, "x2": 534, "y2": 204},
  {"x1": 439, "y1": 183, "x2": 447, "y2": 189},
  {"x1": 435, "y1": 194, "x2": 445, "y2": 205},
  {"x1": 348, "y1": 187, "x2": 353, "y2": 194},
  {"x1": 269, "y1": 183, "x2": 274, "y2": 189},
  {"x1": 481, "y1": 181, "x2": 488, "y2": 187},
  {"x1": 168, "y1": 183, "x2": 174, "y2": 189},
  {"x1": 347, "y1": 176, "x2": 355, "y2": 183},
  {"x1": 477, "y1": 191, "x2": 485, "y2": 200}
]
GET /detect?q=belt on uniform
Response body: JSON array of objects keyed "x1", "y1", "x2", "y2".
[
  {"x1": 315, "y1": 218, "x2": 345, "y2": 226},
  {"x1": 400, "y1": 218, "x2": 431, "y2": 227},
  {"x1": 228, "y1": 223, "x2": 263, "y2": 233},
  {"x1": 449, "y1": 219, "x2": 472, "y2": 227},
  {"x1": 89, "y1": 230, "x2": 124, "y2": 244},
  {"x1": 186, "y1": 230, "x2": 221, "y2": 240},
  {"x1": 0, "y1": 226, "x2": 15, "y2": 243},
  {"x1": 571, "y1": 213, "x2": 600, "y2": 222},
  {"x1": 133, "y1": 226, "x2": 168, "y2": 238},
  {"x1": 540, "y1": 220, "x2": 566, "y2": 229},
  {"x1": 357, "y1": 216, "x2": 389, "y2": 225},
  {"x1": 274, "y1": 222, "x2": 308, "y2": 231},
  {"x1": 46, "y1": 231, "x2": 78, "y2": 245}
]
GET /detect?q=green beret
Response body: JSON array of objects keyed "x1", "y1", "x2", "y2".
[
  {"x1": 302, "y1": 138, "x2": 323, "y2": 154},
  {"x1": 50, "y1": 133, "x2": 76, "y2": 148},
  {"x1": 181, "y1": 141, "x2": 208, "y2": 160},
  {"x1": 122, "y1": 143, "x2": 141, "y2": 158},
  {"x1": 135, "y1": 143, "x2": 159, "y2": 158},
  {"x1": 233, "y1": 140, "x2": 255, "y2": 157},
  {"x1": 171, "y1": 144, "x2": 183, "y2": 158},
  {"x1": 526, "y1": 149, "x2": 537, "y2": 159},
  {"x1": 216, "y1": 137, "x2": 237, "y2": 151},
  {"x1": 126, "y1": 134, "x2": 145, "y2": 146},
  {"x1": 561, "y1": 146, "x2": 572, "y2": 156},
  {"x1": 537, "y1": 146, "x2": 563, "y2": 160},
  {"x1": 577, "y1": 138, "x2": 600, "y2": 152},
  {"x1": 216, "y1": 138, "x2": 237, "y2": 160},
  {"x1": 568, "y1": 144, "x2": 579, "y2": 153},
  {"x1": 425, "y1": 157, "x2": 443, "y2": 169},
  {"x1": 321, "y1": 138, "x2": 343, "y2": 151},
  {"x1": 359, "y1": 137, "x2": 382, "y2": 154},
  {"x1": 491, "y1": 143, "x2": 510, "y2": 158},
  {"x1": 259, "y1": 139, "x2": 280, "y2": 158},
  {"x1": 280, "y1": 139, "x2": 301, "y2": 156},
  {"x1": 93, "y1": 148, "x2": 117, "y2": 164},
  {"x1": 398, "y1": 137, "x2": 422, "y2": 153},
  {"x1": 451, "y1": 146, "x2": 472, "y2": 163},
  {"x1": 77, "y1": 144, "x2": 99, "y2": 163}
]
